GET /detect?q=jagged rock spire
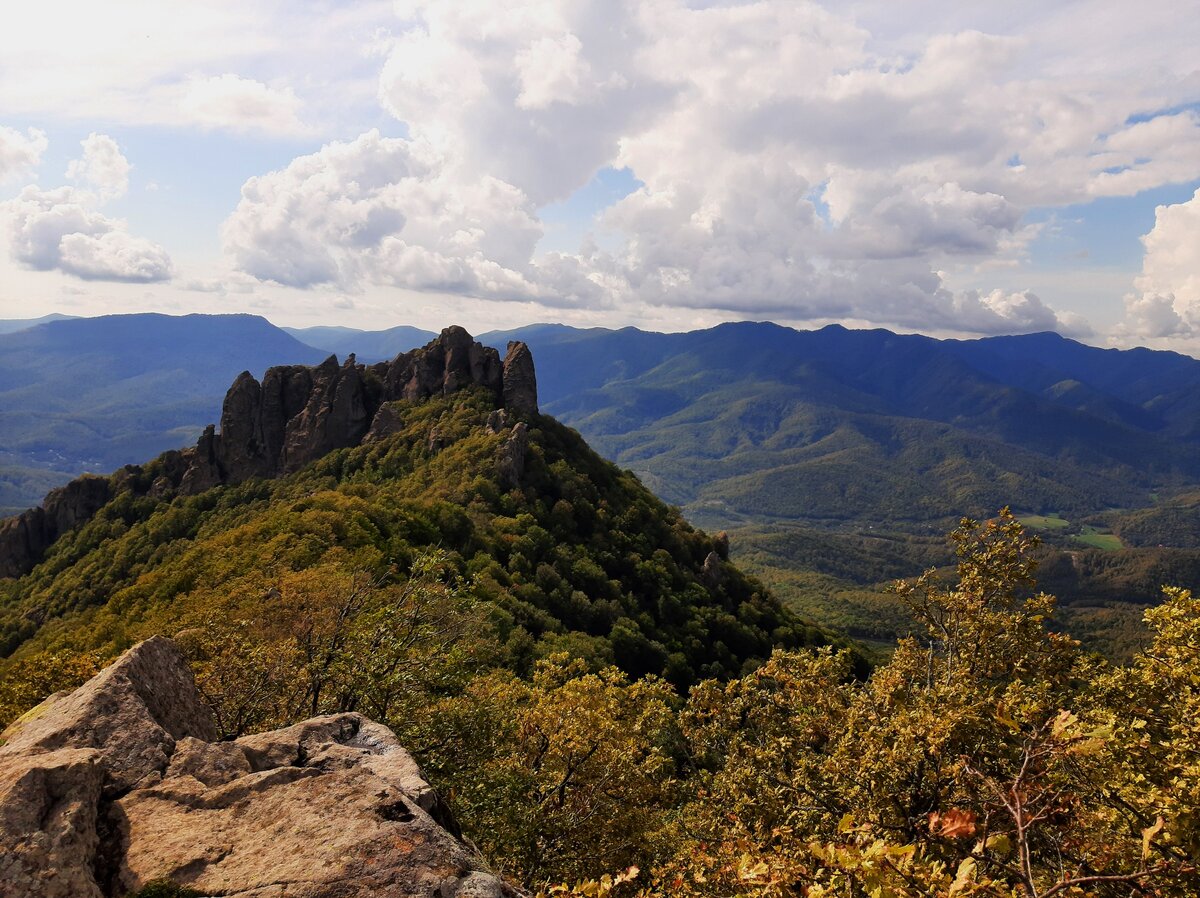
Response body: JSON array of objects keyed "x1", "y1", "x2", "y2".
[{"x1": 502, "y1": 341, "x2": 539, "y2": 416}]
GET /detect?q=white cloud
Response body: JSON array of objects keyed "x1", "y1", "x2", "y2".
[
  {"x1": 0, "y1": 127, "x2": 47, "y2": 183},
  {"x1": 3, "y1": 137, "x2": 172, "y2": 283},
  {"x1": 1123, "y1": 292, "x2": 1191, "y2": 339},
  {"x1": 378, "y1": 0, "x2": 671, "y2": 205},
  {"x1": 515, "y1": 33, "x2": 590, "y2": 110},
  {"x1": 180, "y1": 74, "x2": 306, "y2": 135},
  {"x1": 57, "y1": 230, "x2": 172, "y2": 282},
  {"x1": 211, "y1": 0, "x2": 1200, "y2": 338},
  {"x1": 954, "y1": 288, "x2": 1089, "y2": 336},
  {"x1": 1138, "y1": 189, "x2": 1200, "y2": 312},
  {"x1": 0, "y1": 1, "x2": 391, "y2": 137},
  {"x1": 65, "y1": 133, "x2": 131, "y2": 199},
  {"x1": 220, "y1": 130, "x2": 600, "y2": 305},
  {"x1": 1120, "y1": 188, "x2": 1200, "y2": 340}
]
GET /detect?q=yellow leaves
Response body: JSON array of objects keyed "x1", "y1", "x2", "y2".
[
  {"x1": 542, "y1": 866, "x2": 640, "y2": 898},
  {"x1": 993, "y1": 704, "x2": 1020, "y2": 732},
  {"x1": 949, "y1": 857, "x2": 977, "y2": 895},
  {"x1": 0, "y1": 647, "x2": 106, "y2": 731},
  {"x1": 1049, "y1": 708, "x2": 1113, "y2": 756},
  {"x1": 737, "y1": 854, "x2": 771, "y2": 882},
  {"x1": 983, "y1": 833, "x2": 1012, "y2": 855},
  {"x1": 1050, "y1": 709, "x2": 1078, "y2": 738}
]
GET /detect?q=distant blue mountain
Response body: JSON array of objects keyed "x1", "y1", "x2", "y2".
[
  {"x1": 482, "y1": 322, "x2": 1200, "y2": 525},
  {"x1": 6, "y1": 313, "x2": 1200, "y2": 528},
  {"x1": 283, "y1": 324, "x2": 437, "y2": 361},
  {"x1": 0, "y1": 314, "x2": 79, "y2": 335},
  {"x1": 0, "y1": 313, "x2": 326, "y2": 509}
]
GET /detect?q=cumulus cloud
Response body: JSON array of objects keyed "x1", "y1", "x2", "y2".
[
  {"x1": 180, "y1": 74, "x2": 306, "y2": 135},
  {"x1": 3, "y1": 137, "x2": 172, "y2": 283},
  {"x1": 379, "y1": 0, "x2": 671, "y2": 205},
  {"x1": 221, "y1": 130, "x2": 599, "y2": 305},
  {"x1": 216, "y1": 0, "x2": 1200, "y2": 336},
  {"x1": 1121, "y1": 188, "x2": 1200, "y2": 339},
  {"x1": 0, "y1": 126, "x2": 47, "y2": 183},
  {"x1": 954, "y1": 288, "x2": 1091, "y2": 336},
  {"x1": 66, "y1": 133, "x2": 131, "y2": 199},
  {"x1": 58, "y1": 230, "x2": 172, "y2": 283},
  {"x1": 1123, "y1": 292, "x2": 1191, "y2": 339}
]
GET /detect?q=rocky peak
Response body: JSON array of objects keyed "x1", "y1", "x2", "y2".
[
  {"x1": 0, "y1": 475, "x2": 112, "y2": 579},
  {"x1": 199, "y1": 326, "x2": 529, "y2": 487},
  {"x1": 0, "y1": 327, "x2": 540, "y2": 578},
  {"x1": 0, "y1": 637, "x2": 519, "y2": 898},
  {"x1": 502, "y1": 341, "x2": 538, "y2": 416}
]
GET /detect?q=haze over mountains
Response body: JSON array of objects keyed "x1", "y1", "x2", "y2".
[{"x1": 281, "y1": 324, "x2": 437, "y2": 362}]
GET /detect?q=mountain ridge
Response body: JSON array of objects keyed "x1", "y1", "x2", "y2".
[
  {"x1": 0, "y1": 313, "x2": 328, "y2": 511},
  {"x1": 0, "y1": 326, "x2": 539, "y2": 579},
  {"x1": 7, "y1": 312, "x2": 1200, "y2": 527}
]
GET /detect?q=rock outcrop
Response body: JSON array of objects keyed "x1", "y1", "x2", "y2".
[
  {"x1": 0, "y1": 327, "x2": 538, "y2": 578},
  {"x1": 0, "y1": 475, "x2": 111, "y2": 579},
  {"x1": 192, "y1": 325, "x2": 525, "y2": 488},
  {"x1": 0, "y1": 638, "x2": 518, "y2": 898},
  {"x1": 496, "y1": 423, "x2": 529, "y2": 490},
  {"x1": 501, "y1": 342, "x2": 538, "y2": 417}
]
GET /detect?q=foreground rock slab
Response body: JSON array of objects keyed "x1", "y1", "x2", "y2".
[{"x1": 0, "y1": 637, "x2": 519, "y2": 898}]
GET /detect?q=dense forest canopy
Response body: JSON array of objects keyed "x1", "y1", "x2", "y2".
[
  {"x1": 0, "y1": 386, "x2": 836, "y2": 715},
  {"x1": 12, "y1": 509, "x2": 1197, "y2": 898}
]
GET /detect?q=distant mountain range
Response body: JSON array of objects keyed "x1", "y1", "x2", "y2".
[
  {"x1": 0, "y1": 313, "x2": 78, "y2": 335},
  {"x1": 3, "y1": 311, "x2": 1199, "y2": 657},
  {"x1": 282, "y1": 324, "x2": 436, "y2": 361},
  {"x1": 0, "y1": 314, "x2": 324, "y2": 512},
  {"x1": 483, "y1": 322, "x2": 1200, "y2": 527},
  {"x1": 5, "y1": 313, "x2": 1200, "y2": 528}
]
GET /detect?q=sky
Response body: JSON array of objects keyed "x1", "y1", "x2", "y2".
[{"x1": 0, "y1": 0, "x2": 1198, "y2": 352}]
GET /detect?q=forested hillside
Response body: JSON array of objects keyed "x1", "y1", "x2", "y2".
[
  {"x1": 483, "y1": 322, "x2": 1200, "y2": 657},
  {"x1": 2, "y1": 329, "x2": 1198, "y2": 896},
  {"x1": 5, "y1": 315, "x2": 1198, "y2": 659},
  {"x1": 0, "y1": 382, "x2": 835, "y2": 715}
]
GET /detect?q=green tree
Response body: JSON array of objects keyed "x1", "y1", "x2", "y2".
[{"x1": 417, "y1": 654, "x2": 680, "y2": 886}]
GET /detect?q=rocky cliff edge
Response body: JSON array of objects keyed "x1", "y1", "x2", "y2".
[{"x1": 0, "y1": 636, "x2": 518, "y2": 898}]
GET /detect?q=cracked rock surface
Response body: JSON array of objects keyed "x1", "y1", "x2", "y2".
[{"x1": 0, "y1": 637, "x2": 519, "y2": 898}]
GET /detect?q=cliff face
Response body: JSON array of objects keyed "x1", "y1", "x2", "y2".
[
  {"x1": 0, "y1": 327, "x2": 538, "y2": 579},
  {"x1": 0, "y1": 637, "x2": 519, "y2": 898},
  {"x1": 0, "y1": 476, "x2": 112, "y2": 579},
  {"x1": 188, "y1": 324, "x2": 535, "y2": 489}
]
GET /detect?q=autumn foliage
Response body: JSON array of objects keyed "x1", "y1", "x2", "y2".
[{"x1": 2, "y1": 387, "x2": 1197, "y2": 897}]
